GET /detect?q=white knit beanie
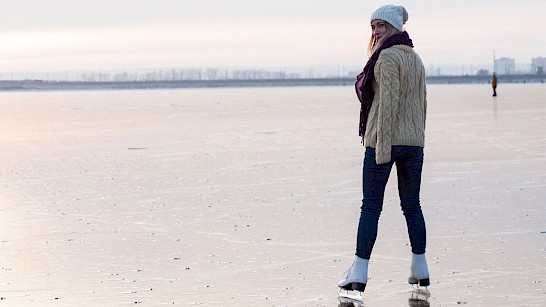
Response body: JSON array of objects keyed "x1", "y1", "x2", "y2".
[{"x1": 370, "y1": 5, "x2": 408, "y2": 32}]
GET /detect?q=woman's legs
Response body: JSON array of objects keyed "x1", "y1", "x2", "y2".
[
  {"x1": 351, "y1": 146, "x2": 428, "y2": 289},
  {"x1": 355, "y1": 146, "x2": 426, "y2": 259}
]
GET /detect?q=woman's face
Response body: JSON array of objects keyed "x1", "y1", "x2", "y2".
[{"x1": 371, "y1": 19, "x2": 388, "y2": 41}]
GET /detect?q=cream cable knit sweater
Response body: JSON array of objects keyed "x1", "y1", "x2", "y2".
[{"x1": 363, "y1": 44, "x2": 427, "y2": 164}]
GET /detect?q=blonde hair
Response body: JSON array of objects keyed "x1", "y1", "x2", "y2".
[{"x1": 367, "y1": 21, "x2": 401, "y2": 56}]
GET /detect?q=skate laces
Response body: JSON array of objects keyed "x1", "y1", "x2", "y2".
[{"x1": 341, "y1": 261, "x2": 355, "y2": 278}]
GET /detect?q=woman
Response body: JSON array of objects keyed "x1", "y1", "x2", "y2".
[{"x1": 338, "y1": 5, "x2": 429, "y2": 293}]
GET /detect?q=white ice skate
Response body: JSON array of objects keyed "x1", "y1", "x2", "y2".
[
  {"x1": 408, "y1": 253, "x2": 430, "y2": 287},
  {"x1": 338, "y1": 256, "x2": 368, "y2": 292},
  {"x1": 338, "y1": 256, "x2": 368, "y2": 304}
]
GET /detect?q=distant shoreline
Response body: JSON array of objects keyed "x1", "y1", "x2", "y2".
[{"x1": 1, "y1": 74, "x2": 544, "y2": 91}]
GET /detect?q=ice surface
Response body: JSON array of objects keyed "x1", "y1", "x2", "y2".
[{"x1": 0, "y1": 84, "x2": 545, "y2": 305}]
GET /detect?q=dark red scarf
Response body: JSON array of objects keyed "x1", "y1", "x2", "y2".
[{"x1": 355, "y1": 31, "x2": 414, "y2": 136}]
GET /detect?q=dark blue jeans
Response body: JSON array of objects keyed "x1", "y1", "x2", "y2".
[{"x1": 356, "y1": 146, "x2": 426, "y2": 259}]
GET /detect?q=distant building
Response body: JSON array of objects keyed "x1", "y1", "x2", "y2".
[
  {"x1": 495, "y1": 57, "x2": 515, "y2": 75},
  {"x1": 476, "y1": 69, "x2": 490, "y2": 76},
  {"x1": 532, "y1": 57, "x2": 545, "y2": 74}
]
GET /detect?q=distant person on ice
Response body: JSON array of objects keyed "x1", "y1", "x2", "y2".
[
  {"x1": 492, "y1": 73, "x2": 498, "y2": 96},
  {"x1": 338, "y1": 4, "x2": 430, "y2": 294}
]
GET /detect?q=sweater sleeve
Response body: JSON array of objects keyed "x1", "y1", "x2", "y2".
[
  {"x1": 374, "y1": 55, "x2": 399, "y2": 164},
  {"x1": 420, "y1": 68, "x2": 427, "y2": 131}
]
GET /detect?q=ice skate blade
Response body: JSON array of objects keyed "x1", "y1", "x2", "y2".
[{"x1": 338, "y1": 288, "x2": 364, "y2": 306}]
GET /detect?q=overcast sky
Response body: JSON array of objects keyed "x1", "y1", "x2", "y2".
[{"x1": 1, "y1": 0, "x2": 544, "y2": 74}]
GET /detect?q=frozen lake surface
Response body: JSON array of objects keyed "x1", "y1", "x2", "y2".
[{"x1": 0, "y1": 84, "x2": 545, "y2": 306}]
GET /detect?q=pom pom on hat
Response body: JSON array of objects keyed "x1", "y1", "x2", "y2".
[{"x1": 370, "y1": 5, "x2": 408, "y2": 32}]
